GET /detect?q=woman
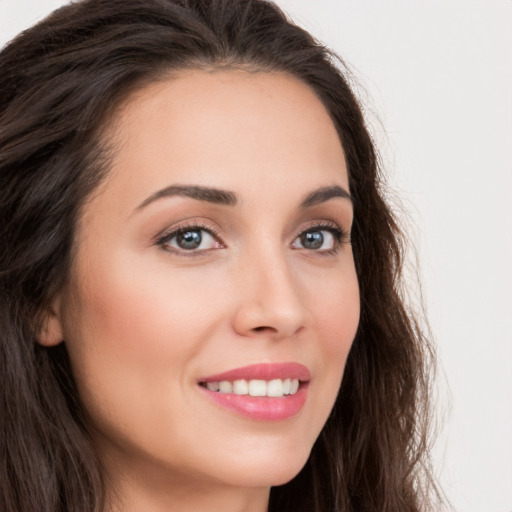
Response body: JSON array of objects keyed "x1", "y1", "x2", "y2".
[{"x1": 0, "y1": 0, "x2": 441, "y2": 510}]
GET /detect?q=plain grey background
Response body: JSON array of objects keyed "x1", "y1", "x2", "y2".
[{"x1": 1, "y1": 1, "x2": 511, "y2": 511}]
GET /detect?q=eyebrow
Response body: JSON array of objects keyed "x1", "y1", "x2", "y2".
[
  {"x1": 136, "y1": 184, "x2": 237, "y2": 210},
  {"x1": 135, "y1": 183, "x2": 352, "y2": 212},
  {"x1": 299, "y1": 185, "x2": 352, "y2": 208}
]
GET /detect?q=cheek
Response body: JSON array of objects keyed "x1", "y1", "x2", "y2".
[
  {"x1": 305, "y1": 264, "x2": 360, "y2": 416},
  {"x1": 60, "y1": 250, "x2": 242, "y2": 426},
  {"x1": 65, "y1": 252, "x2": 221, "y2": 362},
  {"x1": 308, "y1": 259, "x2": 360, "y2": 356},
  {"x1": 325, "y1": 284, "x2": 359, "y2": 361},
  {"x1": 59, "y1": 253, "x2": 231, "y2": 456}
]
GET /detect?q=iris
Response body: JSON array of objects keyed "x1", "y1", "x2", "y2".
[
  {"x1": 301, "y1": 231, "x2": 324, "y2": 250},
  {"x1": 177, "y1": 230, "x2": 202, "y2": 250}
]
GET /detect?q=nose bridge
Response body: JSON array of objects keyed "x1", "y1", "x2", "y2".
[
  {"x1": 233, "y1": 238, "x2": 308, "y2": 338},
  {"x1": 253, "y1": 244, "x2": 299, "y2": 304}
]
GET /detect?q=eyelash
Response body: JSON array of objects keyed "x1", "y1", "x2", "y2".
[
  {"x1": 156, "y1": 221, "x2": 223, "y2": 257},
  {"x1": 155, "y1": 220, "x2": 350, "y2": 257},
  {"x1": 297, "y1": 221, "x2": 351, "y2": 256}
]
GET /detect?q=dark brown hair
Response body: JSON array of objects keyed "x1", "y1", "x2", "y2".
[{"x1": 0, "y1": 1, "x2": 440, "y2": 510}]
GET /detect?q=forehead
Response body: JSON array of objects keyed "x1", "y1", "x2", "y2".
[{"x1": 95, "y1": 70, "x2": 348, "y2": 211}]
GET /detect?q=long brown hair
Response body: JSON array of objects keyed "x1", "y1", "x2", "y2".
[{"x1": 0, "y1": 1, "x2": 441, "y2": 510}]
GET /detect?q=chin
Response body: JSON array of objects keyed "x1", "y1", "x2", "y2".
[{"x1": 212, "y1": 445, "x2": 312, "y2": 489}]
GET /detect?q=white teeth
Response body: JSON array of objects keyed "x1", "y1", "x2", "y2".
[
  {"x1": 267, "y1": 379, "x2": 283, "y2": 397},
  {"x1": 248, "y1": 379, "x2": 267, "y2": 396},
  {"x1": 218, "y1": 381, "x2": 233, "y2": 393},
  {"x1": 205, "y1": 378, "x2": 300, "y2": 397},
  {"x1": 233, "y1": 379, "x2": 249, "y2": 395}
]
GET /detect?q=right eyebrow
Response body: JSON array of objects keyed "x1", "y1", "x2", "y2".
[
  {"x1": 135, "y1": 184, "x2": 238, "y2": 212},
  {"x1": 299, "y1": 185, "x2": 352, "y2": 208}
]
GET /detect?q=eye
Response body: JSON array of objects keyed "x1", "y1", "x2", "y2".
[
  {"x1": 291, "y1": 225, "x2": 347, "y2": 253},
  {"x1": 157, "y1": 226, "x2": 222, "y2": 254}
]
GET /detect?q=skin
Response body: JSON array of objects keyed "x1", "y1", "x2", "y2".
[{"x1": 41, "y1": 70, "x2": 360, "y2": 512}]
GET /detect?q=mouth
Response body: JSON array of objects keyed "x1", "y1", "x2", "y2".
[
  {"x1": 197, "y1": 362, "x2": 310, "y2": 421},
  {"x1": 199, "y1": 377, "x2": 302, "y2": 398}
]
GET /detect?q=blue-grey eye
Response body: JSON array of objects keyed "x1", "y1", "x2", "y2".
[
  {"x1": 162, "y1": 228, "x2": 218, "y2": 251},
  {"x1": 301, "y1": 231, "x2": 324, "y2": 249},
  {"x1": 177, "y1": 230, "x2": 202, "y2": 249},
  {"x1": 292, "y1": 229, "x2": 336, "y2": 251}
]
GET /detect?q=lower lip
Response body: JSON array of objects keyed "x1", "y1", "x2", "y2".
[{"x1": 199, "y1": 385, "x2": 308, "y2": 421}]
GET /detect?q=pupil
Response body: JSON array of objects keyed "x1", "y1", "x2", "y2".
[
  {"x1": 302, "y1": 231, "x2": 323, "y2": 249},
  {"x1": 177, "y1": 230, "x2": 202, "y2": 249}
]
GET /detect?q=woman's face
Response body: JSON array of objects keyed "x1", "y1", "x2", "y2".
[{"x1": 52, "y1": 71, "x2": 359, "y2": 498}]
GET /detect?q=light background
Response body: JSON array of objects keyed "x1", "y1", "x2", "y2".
[{"x1": 1, "y1": 1, "x2": 511, "y2": 511}]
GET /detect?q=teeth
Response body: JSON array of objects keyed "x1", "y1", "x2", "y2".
[
  {"x1": 204, "y1": 378, "x2": 300, "y2": 397},
  {"x1": 206, "y1": 381, "x2": 219, "y2": 392},
  {"x1": 267, "y1": 379, "x2": 283, "y2": 397},
  {"x1": 218, "y1": 381, "x2": 233, "y2": 393},
  {"x1": 233, "y1": 379, "x2": 249, "y2": 395},
  {"x1": 248, "y1": 379, "x2": 266, "y2": 396}
]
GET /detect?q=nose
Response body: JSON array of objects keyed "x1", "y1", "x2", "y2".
[{"x1": 232, "y1": 250, "x2": 310, "y2": 339}]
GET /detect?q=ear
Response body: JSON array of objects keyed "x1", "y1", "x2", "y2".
[{"x1": 36, "y1": 298, "x2": 64, "y2": 347}]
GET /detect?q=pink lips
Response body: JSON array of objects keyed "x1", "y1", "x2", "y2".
[
  {"x1": 200, "y1": 362, "x2": 311, "y2": 383},
  {"x1": 198, "y1": 362, "x2": 310, "y2": 421}
]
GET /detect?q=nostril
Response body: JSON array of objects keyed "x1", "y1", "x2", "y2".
[{"x1": 252, "y1": 325, "x2": 277, "y2": 333}]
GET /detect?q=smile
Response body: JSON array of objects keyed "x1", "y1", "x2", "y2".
[
  {"x1": 198, "y1": 363, "x2": 310, "y2": 421},
  {"x1": 201, "y1": 378, "x2": 300, "y2": 397}
]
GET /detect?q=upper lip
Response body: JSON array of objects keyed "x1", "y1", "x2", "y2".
[{"x1": 199, "y1": 362, "x2": 311, "y2": 383}]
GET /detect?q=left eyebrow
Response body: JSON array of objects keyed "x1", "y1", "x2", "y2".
[
  {"x1": 300, "y1": 185, "x2": 352, "y2": 208},
  {"x1": 135, "y1": 184, "x2": 237, "y2": 211}
]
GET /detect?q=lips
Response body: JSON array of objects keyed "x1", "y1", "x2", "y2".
[
  {"x1": 199, "y1": 362, "x2": 311, "y2": 382},
  {"x1": 198, "y1": 363, "x2": 310, "y2": 421}
]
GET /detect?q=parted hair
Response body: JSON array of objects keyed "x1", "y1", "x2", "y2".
[{"x1": 0, "y1": 1, "x2": 440, "y2": 510}]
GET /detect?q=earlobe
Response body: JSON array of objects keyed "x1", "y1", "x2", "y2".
[{"x1": 36, "y1": 302, "x2": 64, "y2": 347}]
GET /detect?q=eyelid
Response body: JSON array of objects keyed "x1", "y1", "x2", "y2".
[
  {"x1": 155, "y1": 219, "x2": 224, "y2": 255},
  {"x1": 153, "y1": 218, "x2": 350, "y2": 256},
  {"x1": 296, "y1": 220, "x2": 350, "y2": 240},
  {"x1": 292, "y1": 220, "x2": 351, "y2": 252}
]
